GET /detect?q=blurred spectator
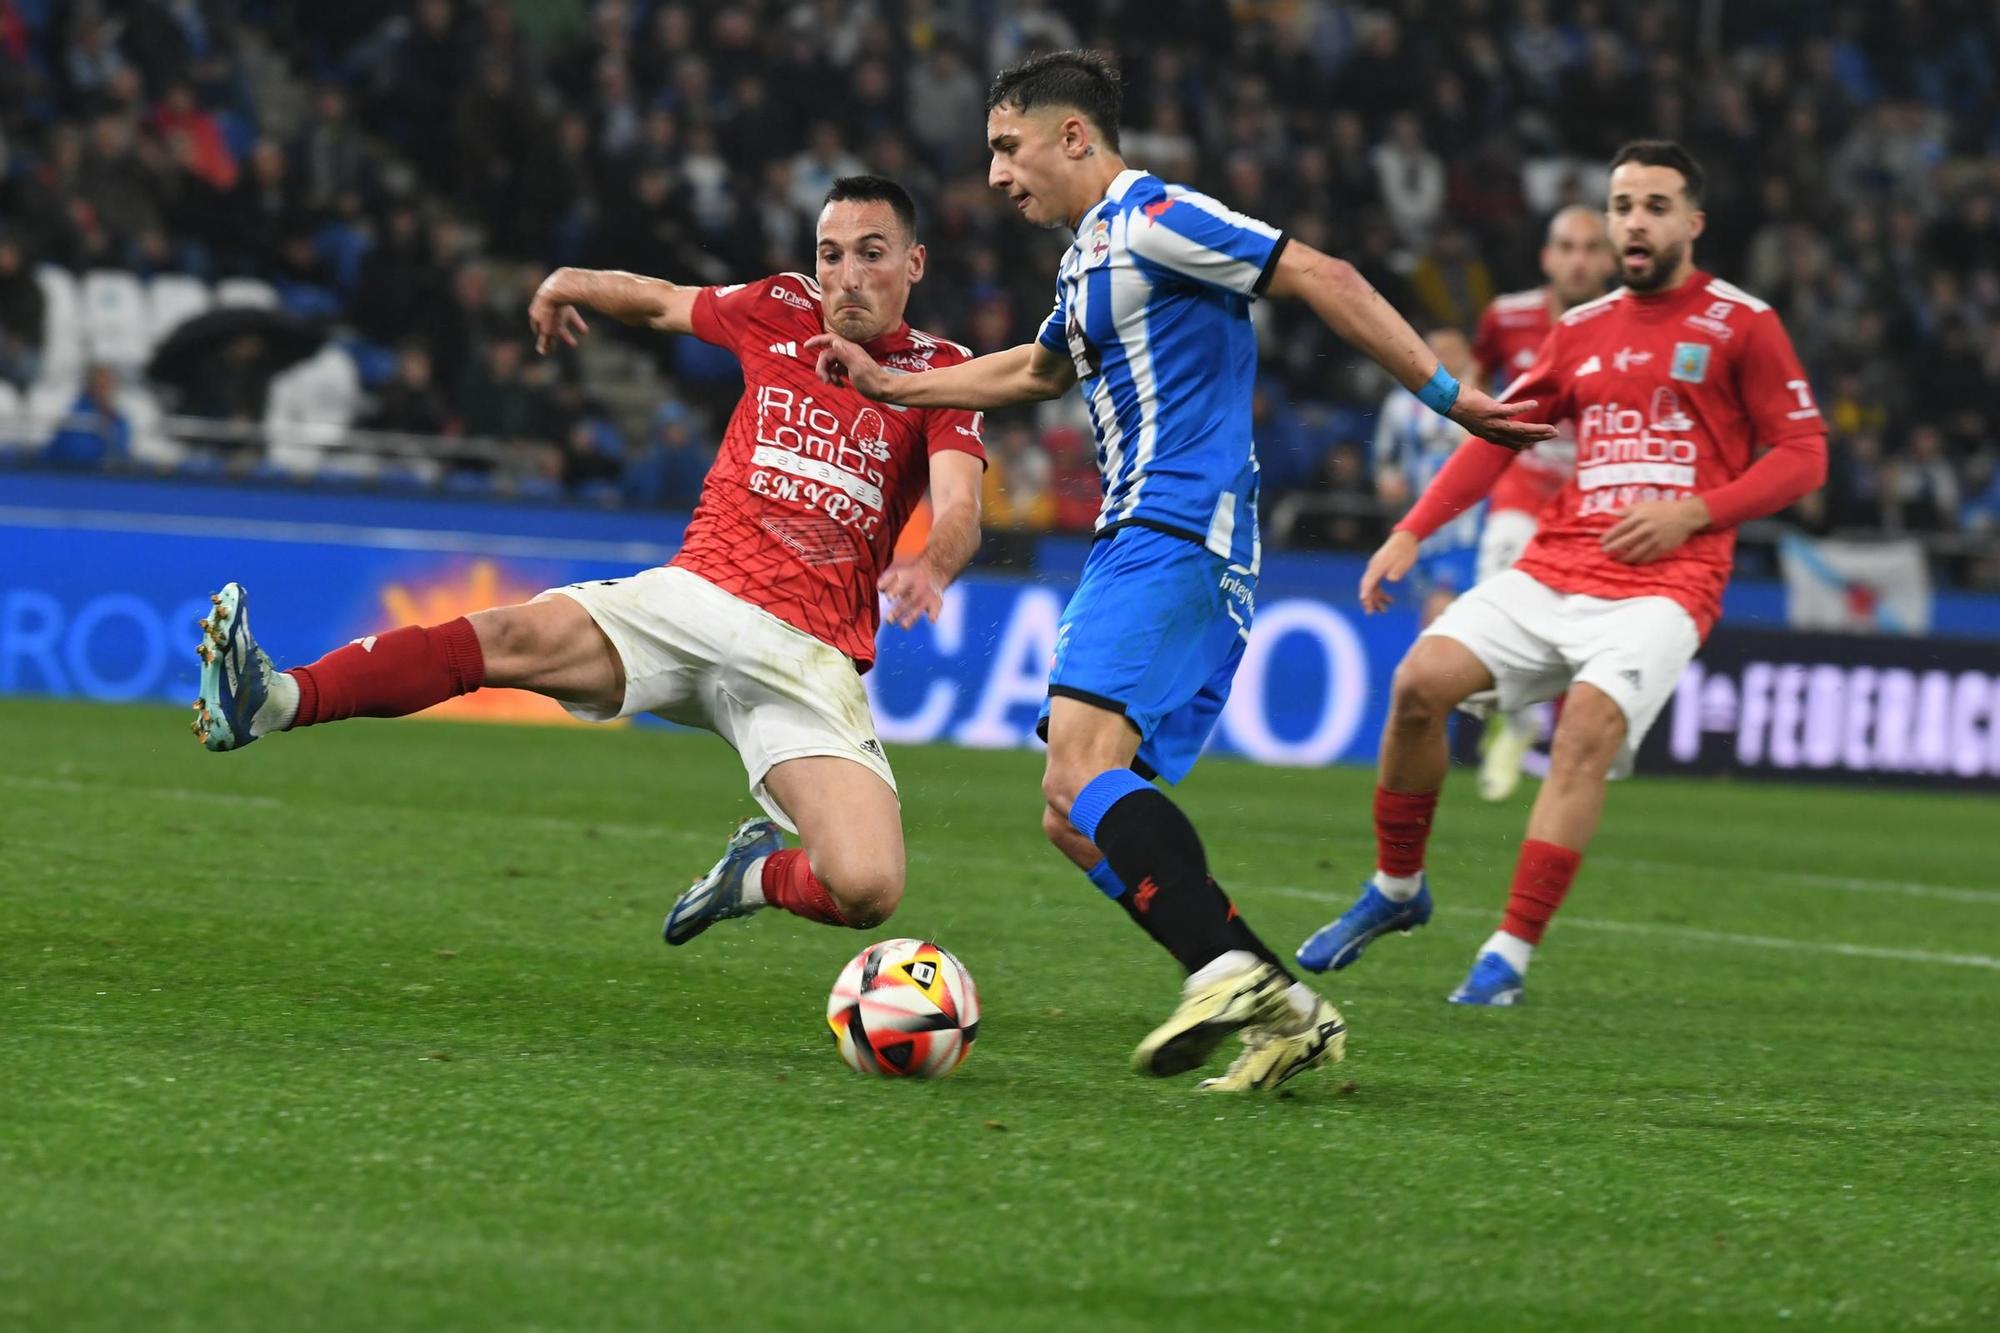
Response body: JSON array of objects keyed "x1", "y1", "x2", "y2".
[
  {"x1": 151, "y1": 83, "x2": 236, "y2": 193},
  {"x1": 43, "y1": 366, "x2": 130, "y2": 470},
  {"x1": 907, "y1": 42, "x2": 984, "y2": 171},
  {"x1": 458, "y1": 339, "x2": 549, "y2": 443},
  {"x1": 1373, "y1": 113, "x2": 1446, "y2": 249},
  {"x1": 1888, "y1": 424, "x2": 1962, "y2": 532},
  {"x1": 981, "y1": 421, "x2": 1055, "y2": 531},
  {"x1": 0, "y1": 232, "x2": 45, "y2": 390},
  {"x1": 1410, "y1": 228, "x2": 1496, "y2": 331},
  {"x1": 364, "y1": 345, "x2": 454, "y2": 436},
  {"x1": 621, "y1": 399, "x2": 712, "y2": 508},
  {"x1": 1044, "y1": 425, "x2": 1101, "y2": 533},
  {"x1": 295, "y1": 84, "x2": 372, "y2": 221}
]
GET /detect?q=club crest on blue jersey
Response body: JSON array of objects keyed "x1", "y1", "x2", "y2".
[
  {"x1": 1670, "y1": 342, "x2": 1711, "y2": 383},
  {"x1": 1085, "y1": 217, "x2": 1112, "y2": 268}
]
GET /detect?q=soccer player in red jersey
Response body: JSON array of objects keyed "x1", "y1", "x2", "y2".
[
  {"x1": 1297, "y1": 141, "x2": 1828, "y2": 1004},
  {"x1": 1469, "y1": 206, "x2": 1615, "y2": 800},
  {"x1": 190, "y1": 176, "x2": 986, "y2": 945}
]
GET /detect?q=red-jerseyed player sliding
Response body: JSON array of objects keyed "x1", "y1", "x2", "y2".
[
  {"x1": 189, "y1": 175, "x2": 986, "y2": 944},
  {"x1": 1296, "y1": 141, "x2": 1827, "y2": 1004},
  {"x1": 1468, "y1": 205, "x2": 1615, "y2": 801}
]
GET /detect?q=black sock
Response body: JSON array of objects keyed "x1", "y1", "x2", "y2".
[
  {"x1": 1092, "y1": 787, "x2": 1293, "y2": 982},
  {"x1": 1210, "y1": 876, "x2": 1293, "y2": 976}
]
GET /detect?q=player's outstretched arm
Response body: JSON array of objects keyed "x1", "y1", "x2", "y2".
[
  {"x1": 1266, "y1": 243, "x2": 1554, "y2": 451},
  {"x1": 805, "y1": 335, "x2": 1076, "y2": 411},
  {"x1": 528, "y1": 267, "x2": 700, "y2": 354},
  {"x1": 881, "y1": 451, "x2": 983, "y2": 629}
]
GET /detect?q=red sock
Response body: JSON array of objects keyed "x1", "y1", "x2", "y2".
[
  {"x1": 289, "y1": 619, "x2": 486, "y2": 728},
  {"x1": 1500, "y1": 840, "x2": 1583, "y2": 945},
  {"x1": 1374, "y1": 786, "x2": 1439, "y2": 877},
  {"x1": 760, "y1": 849, "x2": 849, "y2": 926}
]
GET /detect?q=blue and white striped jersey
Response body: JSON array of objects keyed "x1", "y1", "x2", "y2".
[
  {"x1": 1373, "y1": 385, "x2": 1485, "y2": 557},
  {"x1": 1036, "y1": 169, "x2": 1286, "y2": 572}
]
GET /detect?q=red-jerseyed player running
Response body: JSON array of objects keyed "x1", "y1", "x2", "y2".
[
  {"x1": 1296, "y1": 141, "x2": 1827, "y2": 1004},
  {"x1": 190, "y1": 176, "x2": 986, "y2": 944},
  {"x1": 1468, "y1": 205, "x2": 1615, "y2": 801}
]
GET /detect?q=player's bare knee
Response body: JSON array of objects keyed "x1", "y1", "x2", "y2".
[
  {"x1": 1039, "y1": 767, "x2": 1085, "y2": 820},
  {"x1": 467, "y1": 605, "x2": 537, "y2": 673},
  {"x1": 1550, "y1": 701, "x2": 1625, "y2": 781},
  {"x1": 811, "y1": 847, "x2": 903, "y2": 928},
  {"x1": 1040, "y1": 802, "x2": 1073, "y2": 847},
  {"x1": 1389, "y1": 661, "x2": 1450, "y2": 732}
]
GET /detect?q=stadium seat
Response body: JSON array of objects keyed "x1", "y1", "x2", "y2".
[
  {"x1": 374, "y1": 464, "x2": 433, "y2": 494},
  {"x1": 25, "y1": 376, "x2": 79, "y2": 437},
  {"x1": 262, "y1": 346, "x2": 362, "y2": 475},
  {"x1": 441, "y1": 469, "x2": 496, "y2": 498},
  {"x1": 214, "y1": 277, "x2": 280, "y2": 310},
  {"x1": 0, "y1": 380, "x2": 24, "y2": 453},
  {"x1": 276, "y1": 281, "x2": 343, "y2": 320},
  {"x1": 117, "y1": 383, "x2": 182, "y2": 467},
  {"x1": 174, "y1": 453, "x2": 227, "y2": 479},
  {"x1": 146, "y1": 273, "x2": 213, "y2": 347},
  {"x1": 35, "y1": 265, "x2": 84, "y2": 385},
  {"x1": 338, "y1": 338, "x2": 399, "y2": 389},
  {"x1": 80, "y1": 270, "x2": 152, "y2": 371}
]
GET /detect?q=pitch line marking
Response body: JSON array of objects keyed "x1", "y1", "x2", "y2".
[
  {"x1": 1593, "y1": 855, "x2": 2000, "y2": 907},
  {"x1": 1261, "y1": 885, "x2": 2000, "y2": 973}
]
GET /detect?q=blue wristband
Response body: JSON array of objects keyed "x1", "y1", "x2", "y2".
[{"x1": 1416, "y1": 363, "x2": 1461, "y2": 415}]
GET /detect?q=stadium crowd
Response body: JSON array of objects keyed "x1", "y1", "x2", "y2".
[{"x1": 1, "y1": 0, "x2": 1997, "y2": 576}]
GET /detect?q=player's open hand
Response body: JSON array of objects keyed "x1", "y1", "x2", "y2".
[
  {"x1": 528, "y1": 275, "x2": 589, "y2": 355},
  {"x1": 1602, "y1": 497, "x2": 1710, "y2": 564},
  {"x1": 805, "y1": 333, "x2": 894, "y2": 400},
  {"x1": 1360, "y1": 530, "x2": 1420, "y2": 613},
  {"x1": 879, "y1": 561, "x2": 945, "y2": 629},
  {"x1": 1446, "y1": 388, "x2": 1557, "y2": 451}
]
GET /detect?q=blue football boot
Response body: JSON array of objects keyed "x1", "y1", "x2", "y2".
[
  {"x1": 1447, "y1": 951, "x2": 1526, "y2": 1006},
  {"x1": 1295, "y1": 877, "x2": 1435, "y2": 973},
  {"x1": 191, "y1": 582, "x2": 285, "y2": 752},
  {"x1": 663, "y1": 817, "x2": 784, "y2": 946}
]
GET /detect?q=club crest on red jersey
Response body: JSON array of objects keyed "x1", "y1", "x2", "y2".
[{"x1": 1670, "y1": 342, "x2": 1711, "y2": 384}]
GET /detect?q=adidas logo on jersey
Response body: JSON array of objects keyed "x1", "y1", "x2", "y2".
[
  {"x1": 1575, "y1": 355, "x2": 1603, "y2": 377},
  {"x1": 768, "y1": 341, "x2": 799, "y2": 358}
]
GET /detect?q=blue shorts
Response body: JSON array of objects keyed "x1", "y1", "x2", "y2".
[
  {"x1": 1037, "y1": 525, "x2": 1254, "y2": 785},
  {"x1": 1412, "y1": 546, "x2": 1479, "y2": 600}
]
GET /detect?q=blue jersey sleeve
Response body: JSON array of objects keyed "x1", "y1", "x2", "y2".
[
  {"x1": 1036, "y1": 287, "x2": 1068, "y2": 355},
  {"x1": 1125, "y1": 189, "x2": 1287, "y2": 297}
]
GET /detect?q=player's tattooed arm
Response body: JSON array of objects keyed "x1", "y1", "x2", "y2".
[
  {"x1": 881, "y1": 451, "x2": 983, "y2": 629},
  {"x1": 806, "y1": 336, "x2": 1076, "y2": 410},
  {"x1": 528, "y1": 267, "x2": 699, "y2": 353},
  {"x1": 1267, "y1": 242, "x2": 1555, "y2": 450}
]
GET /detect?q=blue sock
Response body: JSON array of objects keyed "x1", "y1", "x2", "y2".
[
  {"x1": 1085, "y1": 858, "x2": 1128, "y2": 901},
  {"x1": 1068, "y1": 768, "x2": 1152, "y2": 843}
]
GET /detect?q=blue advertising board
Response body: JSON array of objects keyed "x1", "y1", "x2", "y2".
[
  {"x1": 6, "y1": 472, "x2": 1997, "y2": 771},
  {"x1": 0, "y1": 473, "x2": 1415, "y2": 767}
]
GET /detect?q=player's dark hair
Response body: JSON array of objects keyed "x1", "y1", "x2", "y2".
[
  {"x1": 986, "y1": 49, "x2": 1123, "y2": 153},
  {"x1": 1609, "y1": 140, "x2": 1705, "y2": 206},
  {"x1": 823, "y1": 175, "x2": 919, "y2": 240}
]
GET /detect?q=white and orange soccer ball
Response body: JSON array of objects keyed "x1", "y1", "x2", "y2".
[{"x1": 825, "y1": 938, "x2": 980, "y2": 1078}]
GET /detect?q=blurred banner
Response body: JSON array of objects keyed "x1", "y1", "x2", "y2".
[
  {"x1": 9, "y1": 475, "x2": 1997, "y2": 784},
  {"x1": 1641, "y1": 627, "x2": 2000, "y2": 790},
  {"x1": 1778, "y1": 533, "x2": 1933, "y2": 635},
  {"x1": 0, "y1": 474, "x2": 1417, "y2": 767}
]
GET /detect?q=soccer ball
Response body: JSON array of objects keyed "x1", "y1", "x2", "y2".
[{"x1": 825, "y1": 938, "x2": 980, "y2": 1078}]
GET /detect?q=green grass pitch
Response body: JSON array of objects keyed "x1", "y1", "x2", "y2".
[{"x1": 2, "y1": 696, "x2": 1996, "y2": 1331}]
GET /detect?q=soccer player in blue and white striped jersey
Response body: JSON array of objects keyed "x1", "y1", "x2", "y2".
[{"x1": 808, "y1": 50, "x2": 1551, "y2": 1092}]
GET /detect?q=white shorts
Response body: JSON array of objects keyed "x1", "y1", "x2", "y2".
[
  {"x1": 1476, "y1": 507, "x2": 1540, "y2": 585},
  {"x1": 540, "y1": 566, "x2": 895, "y2": 831},
  {"x1": 1421, "y1": 569, "x2": 1700, "y2": 778}
]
